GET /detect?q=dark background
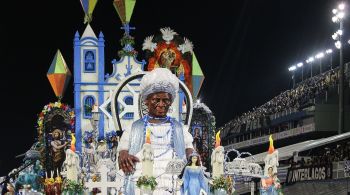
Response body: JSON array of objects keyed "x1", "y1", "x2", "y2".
[{"x1": 0, "y1": 0, "x2": 348, "y2": 175}]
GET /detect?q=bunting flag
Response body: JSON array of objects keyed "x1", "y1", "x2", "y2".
[
  {"x1": 80, "y1": 0, "x2": 99, "y2": 23},
  {"x1": 192, "y1": 53, "x2": 205, "y2": 98},
  {"x1": 47, "y1": 50, "x2": 72, "y2": 99},
  {"x1": 113, "y1": 0, "x2": 136, "y2": 24}
]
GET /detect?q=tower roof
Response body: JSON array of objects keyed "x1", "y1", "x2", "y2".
[{"x1": 81, "y1": 24, "x2": 97, "y2": 39}]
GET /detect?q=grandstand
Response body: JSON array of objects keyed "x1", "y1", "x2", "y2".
[
  {"x1": 221, "y1": 64, "x2": 350, "y2": 155},
  {"x1": 221, "y1": 63, "x2": 350, "y2": 194}
]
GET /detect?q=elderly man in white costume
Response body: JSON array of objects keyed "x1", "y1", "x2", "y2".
[{"x1": 117, "y1": 68, "x2": 194, "y2": 195}]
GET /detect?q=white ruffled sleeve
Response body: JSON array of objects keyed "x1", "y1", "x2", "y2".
[
  {"x1": 117, "y1": 125, "x2": 131, "y2": 152},
  {"x1": 183, "y1": 125, "x2": 194, "y2": 149}
]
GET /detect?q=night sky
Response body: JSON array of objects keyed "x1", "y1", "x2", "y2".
[{"x1": 1, "y1": 0, "x2": 348, "y2": 175}]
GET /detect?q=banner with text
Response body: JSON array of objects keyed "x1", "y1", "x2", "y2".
[{"x1": 286, "y1": 164, "x2": 332, "y2": 185}]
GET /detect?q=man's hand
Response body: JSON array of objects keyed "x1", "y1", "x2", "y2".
[{"x1": 118, "y1": 150, "x2": 140, "y2": 175}]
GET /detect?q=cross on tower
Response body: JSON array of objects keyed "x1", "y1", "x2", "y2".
[{"x1": 121, "y1": 23, "x2": 136, "y2": 36}]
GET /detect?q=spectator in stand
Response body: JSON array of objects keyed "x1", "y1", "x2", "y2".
[{"x1": 223, "y1": 67, "x2": 346, "y2": 136}]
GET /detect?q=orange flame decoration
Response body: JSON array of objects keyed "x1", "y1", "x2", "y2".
[
  {"x1": 215, "y1": 131, "x2": 221, "y2": 148},
  {"x1": 70, "y1": 133, "x2": 76, "y2": 152},
  {"x1": 268, "y1": 135, "x2": 275, "y2": 154},
  {"x1": 146, "y1": 128, "x2": 151, "y2": 144}
]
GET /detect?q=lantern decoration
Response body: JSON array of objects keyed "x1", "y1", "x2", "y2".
[
  {"x1": 80, "y1": 0, "x2": 99, "y2": 23},
  {"x1": 47, "y1": 50, "x2": 71, "y2": 100},
  {"x1": 113, "y1": 0, "x2": 137, "y2": 24}
]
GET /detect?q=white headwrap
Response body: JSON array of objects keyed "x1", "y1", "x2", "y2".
[{"x1": 140, "y1": 68, "x2": 179, "y2": 101}]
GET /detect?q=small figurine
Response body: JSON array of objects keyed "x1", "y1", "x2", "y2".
[{"x1": 179, "y1": 152, "x2": 208, "y2": 195}]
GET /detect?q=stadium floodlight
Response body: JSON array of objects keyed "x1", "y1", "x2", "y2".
[
  {"x1": 335, "y1": 40, "x2": 342, "y2": 49},
  {"x1": 332, "y1": 33, "x2": 338, "y2": 40},
  {"x1": 297, "y1": 62, "x2": 303, "y2": 67},
  {"x1": 337, "y1": 29, "x2": 343, "y2": 35},
  {"x1": 348, "y1": 39, "x2": 350, "y2": 44},
  {"x1": 288, "y1": 66, "x2": 297, "y2": 71},
  {"x1": 338, "y1": 11, "x2": 345, "y2": 19},
  {"x1": 339, "y1": 3, "x2": 345, "y2": 10},
  {"x1": 306, "y1": 57, "x2": 314, "y2": 63},
  {"x1": 333, "y1": 9, "x2": 338, "y2": 14},
  {"x1": 326, "y1": 49, "x2": 333, "y2": 54},
  {"x1": 315, "y1": 52, "x2": 325, "y2": 59},
  {"x1": 332, "y1": 16, "x2": 339, "y2": 23},
  {"x1": 288, "y1": 66, "x2": 297, "y2": 88}
]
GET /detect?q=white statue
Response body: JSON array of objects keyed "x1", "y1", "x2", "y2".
[
  {"x1": 62, "y1": 149, "x2": 80, "y2": 182},
  {"x1": 97, "y1": 140, "x2": 108, "y2": 159},
  {"x1": 211, "y1": 146, "x2": 225, "y2": 179}
]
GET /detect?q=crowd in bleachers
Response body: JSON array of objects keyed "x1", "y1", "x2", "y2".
[
  {"x1": 222, "y1": 68, "x2": 342, "y2": 136},
  {"x1": 290, "y1": 140, "x2": 350, "y2": 167}
]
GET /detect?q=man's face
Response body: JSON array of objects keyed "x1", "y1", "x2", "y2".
[
  {"x1": 145, "y1": 92, "x2": 172, "y2": 117},
  {"x1": 53, "y1": 132, "x2": 59, "y2": 139}
]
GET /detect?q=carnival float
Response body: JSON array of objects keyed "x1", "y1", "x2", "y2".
[{"x1": 0, "y1": 1, "x2": 283, "y2": 195}]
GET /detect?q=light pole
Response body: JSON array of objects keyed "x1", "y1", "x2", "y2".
[
  {"x1": 288, "y1": 65, "x2": 297, "y2": 88},
  {"x1": 297, "y1": 62, "x2": 304, "y2": 81},
  {"x1": 315, "y1": 52, "x2": 324, "y2": 74},
  {"x1": 306, "y1": 57, "x2": 315, "y2": 78},
  {"x1": 332, "y1": 2, "x2": 345, "y2": 135},
  {"x1": 326, "y1": 49, "x2": 333, "y2": 70}
]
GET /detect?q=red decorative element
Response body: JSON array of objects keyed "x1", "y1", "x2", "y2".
[{"x1": 147, "y1": 41, "x2": 193, "y2": 93}]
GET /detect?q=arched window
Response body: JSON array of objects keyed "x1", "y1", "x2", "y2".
[
  {"x1": 123, "y1": 96, "x2": 134, "y2": 119},
  {"x1": 84, "y1": 96, "x2": 95, "y2": 118},
  {"x1": 84, "y1": 50, "x2": 95, "y2": 72}
]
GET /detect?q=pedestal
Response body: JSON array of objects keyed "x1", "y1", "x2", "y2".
[
  {"x1": 213, "y1": 188, "x2": 227, "y2": 195},
  {"x1": 140, "y1": 185, "x2": 153, "y2": 195}
]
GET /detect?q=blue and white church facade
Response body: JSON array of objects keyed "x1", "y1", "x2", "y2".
[
  {"x1": 73, "y1": 24, "x2": 185, "y2": 152},
  {"x1": 73, "y1": 24, "x2": 147, "y2": 152}
]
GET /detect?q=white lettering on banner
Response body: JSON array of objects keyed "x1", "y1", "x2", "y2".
[
  {"x1": 224, "y1": 124, "x2": 315, "y2": 150},
  {"x1": 287, "y1": 165, "x2": 331, "y2": 185}
]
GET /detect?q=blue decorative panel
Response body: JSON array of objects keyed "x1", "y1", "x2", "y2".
[
  {"x1": 84, "y1": 95, "x2": 95, "y2": 118},
  {"x1": 123, "y1": 96, "x2": 134, "y2": 119},
  {"x1": 84, "y1": 50, "x2": 96, "y2": 72}
]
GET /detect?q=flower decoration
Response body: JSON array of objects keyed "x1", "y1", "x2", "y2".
[
  {"x1": 120, "y1": 34, "x2": 135, "y2": 46},
  {"x1": 37, "y1": 101, "x2": 75, "y2": 137},
  {"x1": 160, "y1": 27, "x2": 178, "y2": 44},
  {"x1": 62, "y1": 179, "x2": 85, "y2": 194},
  {"x1": 178, "y1": 38, "x2": 194, "y2": 54},
  {"x1": 211, "y1": 176, "x2": 231, "y2": 192},
  {"x1": 118, "y1": 49, "x2": 138, "y2": 58},
  {"x1": 83, "y1": 131, "x2": 94, "y2": 148},
  {"x1": 142, "y1": 35, "x2": 157, "y2": 52},
  {"x1": 136, "y1": 176, "x2": 158, "y2": 191},
  {"x1": 118, "y1": 33, "x2": 138, "y2": 58},
  {"x1": 106, "y1": 130, "x2": 118, "y2": 149}
]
